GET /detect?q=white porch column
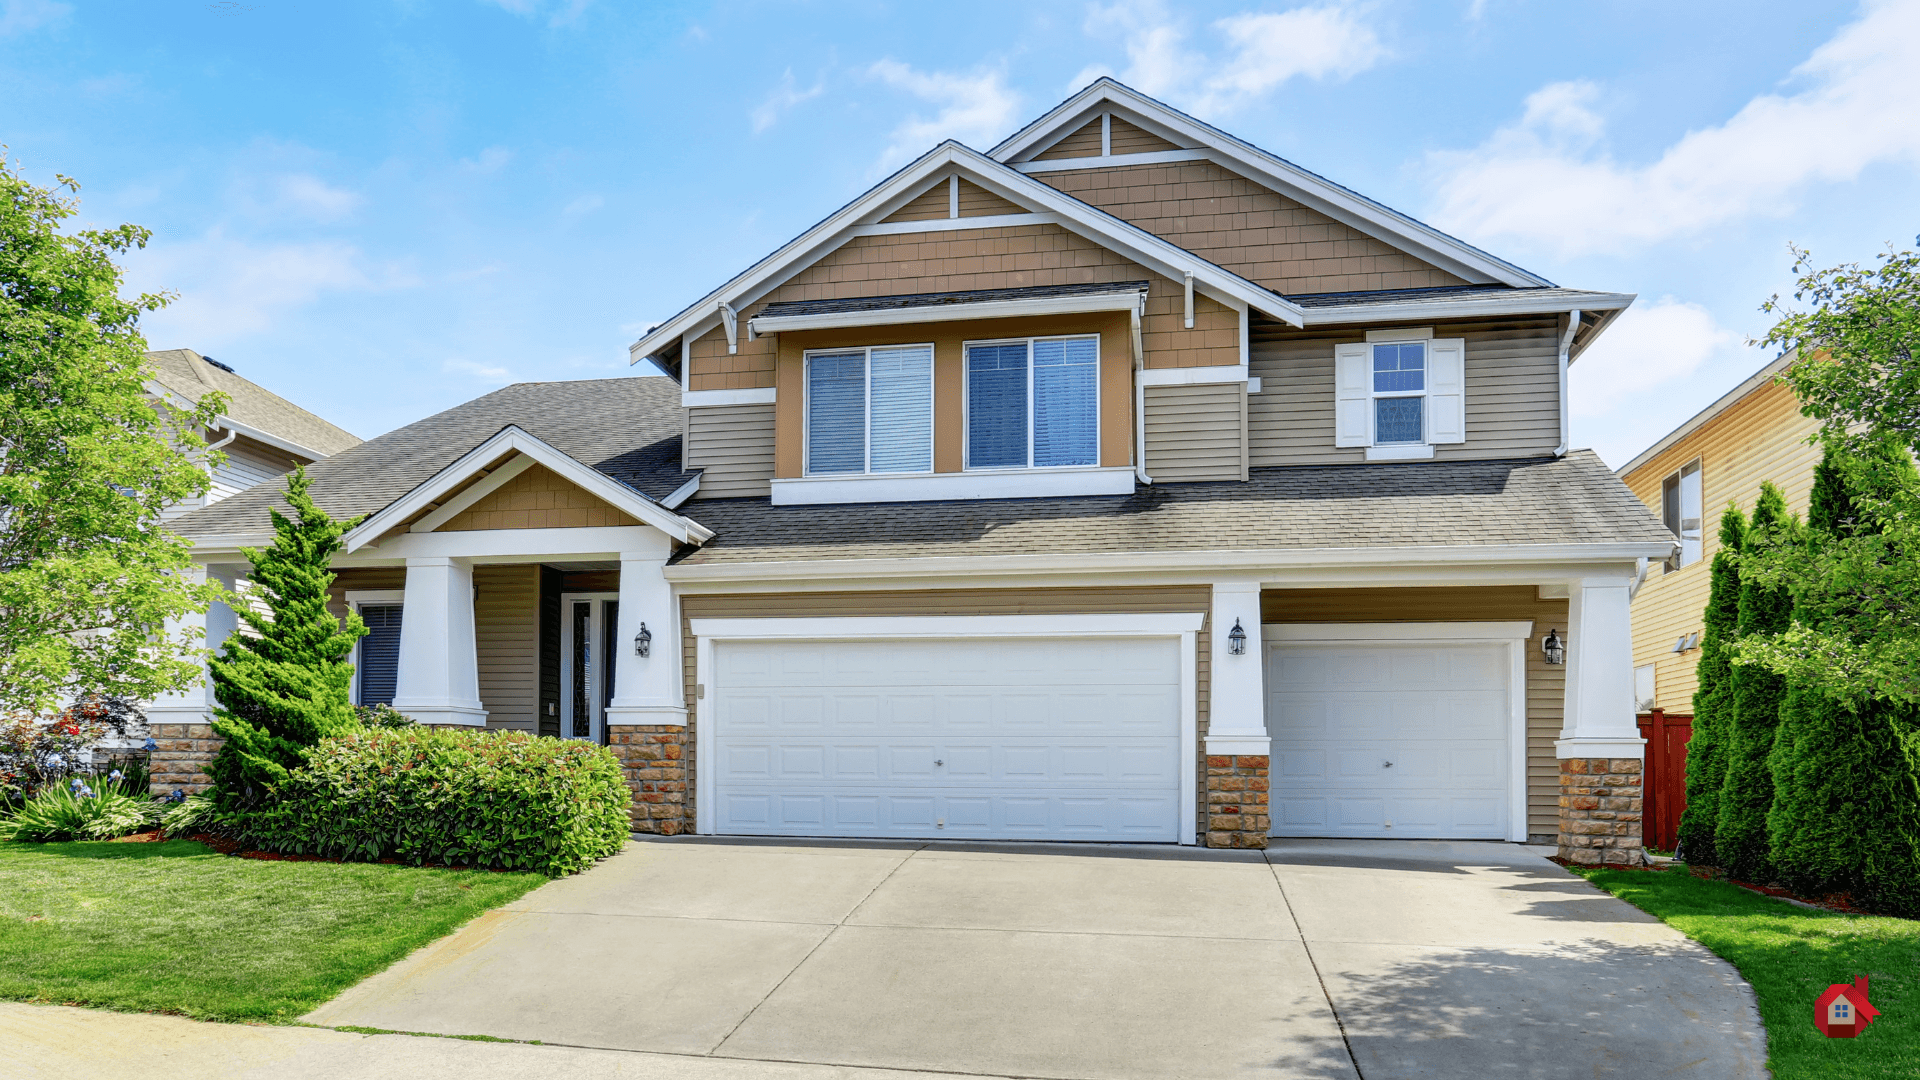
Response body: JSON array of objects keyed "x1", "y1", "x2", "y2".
[
  {"x1": 146, "y1": 563, "x2": 240, "y2": 725},
  {"x1": 391, "y1": 556, "x2": 487, "y2": 726},
  {"x1": 1204, "y1": 579, "x2": 1268, "y2": 755},
  {"x1": 1555, "y1": 580, "x2": 1645, "y2": 759},
  {"x1": 605, "y1": 533, "x2": 686, "y2": 727}
]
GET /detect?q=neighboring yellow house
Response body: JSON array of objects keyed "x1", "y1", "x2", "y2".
[{"x1": 1619, "y1": 350, "x2": 1820, "y2": 714}]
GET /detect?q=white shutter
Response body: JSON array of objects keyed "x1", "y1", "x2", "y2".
[
  {"x1": 1426, "y1": 338, "x2": 1465, "y2": 444},
  {"x1": 1334, "y1": 342, "x2": 1370, "y2": 447}
]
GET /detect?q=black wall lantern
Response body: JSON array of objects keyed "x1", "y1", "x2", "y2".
[
  {"x1": 1542, "y1": 628, "x2": 1565, "y2": 666},
  {"x1": 1227, "y1": 618, "x2": 1247, "y2": 656},
  {"x1": 634, "y1": 622, "x2": 652, "y2": 658}
]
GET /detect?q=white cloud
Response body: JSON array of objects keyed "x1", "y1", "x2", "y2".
[
  {"x1": 1427, "y1": 0, "x2": 1920, "y2": 257},
  {"x1": 272, "y1": 174, "x2": 361, "y2": 222},
  {"x1": 1075, "y1": 1, "x2": 1385, "y2": 116},
  {"x1": 442, "y1": 357, "x2": 513, "y2": 383},
  {"x1": 752, "y1": 68, "x2": 826, "y2": 133},
  {"x1": 0, "y1": 0, "x2": 69, "y2": 36},
  {"x1": 460, "y1": 146, "x2": 514, "y2": 173},
  {"x1": 479, "y1": 0, "x2": 590, "y2": 27},
  {"x1": 867, "y1": 60, "x2": 1022, "y2": 171},
  {"x1": 561, "y1": 193, "x2": 603, "y2": 218},
  {"x1": 1568, "y1": 298, "x2": 1735, "y2": 418},
  {"x1": 130, "y1": 230, "x2": 391, "y2": 346}
]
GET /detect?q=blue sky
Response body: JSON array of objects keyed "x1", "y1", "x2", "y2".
[{"x1": 4, "y1": 0, "x2": 1915, "y2": 468}]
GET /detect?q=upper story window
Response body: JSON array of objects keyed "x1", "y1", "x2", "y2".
[
  {"x1": 965, "y1": 335, "x2": 1099, "y2": 469},
  {"x1": 1662, "y1": 460, "x2": 1703, "y2": 571},
  {"x1": 1334, "y1": 331, "x2": 1466, "y2": 460},
  {"x1": 805, "y1": 344, "x2": 934, "y2": 475}
]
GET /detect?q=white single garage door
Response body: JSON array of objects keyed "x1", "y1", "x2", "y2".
[
  {"x1": 1268, "y1": 641, "x2": 1512, "y2": 839},
  {"x1": 709, "y1": 636, "x2": 1183, "y2": 842}
]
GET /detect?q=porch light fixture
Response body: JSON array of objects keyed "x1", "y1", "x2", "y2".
[
  {"x1": 1542, "y1": 628, "x2": 1565, "y2": 666},
  {"x1": 1227, "y1": 618, "x2": 1247, "y2": 656},
  {"x1": 634, "y1": 622, "x2": 652, "y2": 658}
]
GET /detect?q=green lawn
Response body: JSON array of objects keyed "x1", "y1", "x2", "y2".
[
  {"x1": 0, "y1": 839, "x2": 546, "y2": 1022},
  {"x1": 1573, "y1": 864, "x2": 1919, "y2": 1080}
]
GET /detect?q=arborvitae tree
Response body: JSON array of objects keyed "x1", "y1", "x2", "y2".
[
  {"x1": 1675, "y1": 504, "x2": 1746, "y2": 865},
  {"x1": 1716, "y1": 482, "x2": 1794, "y2": 882},
  {"x1": 207, "y1": 469, "x2": 366, "y2": 808}
]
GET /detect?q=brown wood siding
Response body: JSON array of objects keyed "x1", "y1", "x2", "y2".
[
  {"x1": 539, "y1": 565, "x2": 562, "y2": 738},
  {"x1": 1035, "y1": 160, "x2": 1466, "y2": 296},
  {"x1": 1248, "y1": 315, "x2": 1561, "y2": 467},
  {"x1": 686, "y1": 403, "x2": 776, "y2": 498},
  {"x1": 1032, "y1": 118, "x2": 1102, "y2": 159},
  {"x1": 1144, "y1": 383, "x2": 1246, "y2": 481},
  {"x1": 1262, "y1": 586, "x2": 1569, "y2": 839},
  {"x1": 680, "y1": 586, "x2": 1213, "y2": 837},
  {"x1": 686, "y1": 223, "x2": 1241, "y2": 391},
  {"x1": 439, "y1": 463, "x2": 638, "y2": 531},
  {"x1": 1623, "y1": 379, "x2": 1820, "y2": 711},
  {"x1": 881, "y1": 182, "x2": 951, "y2": 223},
  {"x1": 1108, "y1": 116, "x2": 1181, "y2": 155},
  {"x1": 957, "y1": 178, "x2": 1024, "y2": 217},
  {"x1": 475, "y1": 565, "x2": 538, "y2": 731}
]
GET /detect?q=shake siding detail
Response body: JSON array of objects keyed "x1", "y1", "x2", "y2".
[
  {"x1": 957, "y1": 178, "x2": 1024, "y2": 217},
  {"x1": 881, "y1": 183, "x2": 952, "y2": 223},
  {"x1": 1107, "y1": 116, "x2": 1181, "y2": 155},
  {"x1": 1144, "y1": 383, "x2": 1246, "y2": 481},
  {"x1": 686, "y1": 403, "x2": 776, "y2": 498},
  {"x1": 680, "y1": 587, "x2": 1213, "y2": 837},
  {"x1": 439, "y1": 462, "x2": 638, "y2": 530},
  {"x1": 1248, "y1": 315, "x2": 1561, "y2": 466},
  {"x1": 1624, "y1": 379, "x2": 1820, "y2": 711},
  {"x1": 1034, "y1": 160, "x2": 1466, "y2": 295},
  {"x1": 1032, "y1": 118, "x2": 1103, "y2": 159},
  {"x1": 1262, "y1": 586, "x2": 1569, "y2": 839},
  {"x1": 475, "y1": 565, "x2": 539, "y2": 731}
]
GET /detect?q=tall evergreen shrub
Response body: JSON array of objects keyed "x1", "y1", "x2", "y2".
[
  {"x1": 1715, "y1": 483, "x2": 1793, "y2": 882},
  {"x1": 207, "y1": 469, "x2": 366, "y2": 808},
  {"x1": 1675, "y1": 505, "x2": 1745, "y2": 865}
]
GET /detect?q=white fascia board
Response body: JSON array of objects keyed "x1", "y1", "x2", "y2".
[
  {"x1": 183, "y1": 533, "x2": 275, "y2": 556},
  {"x1": 1302, "y1": 291, "x2": 1636, "y2": 327},
  {"x1": 682, "y1": 387, "x2": 777, "y2": 408},
  {"x1": 145, "y1": 380, "x2": 334, "y2": 462},
  {"x1": 1014, "y1": 149, "x2": 1209, "y2": 174},
  {"x1": 1138, "y1": 364, "x2": 1249, "y2": 387},
  {"x1": 341, "y1": 425, "x2": 712, "y2": 551},
  {"x1": 850, "y1": 212, "x2": 1060, "y2": 237},
  {"x1": 663, "y1": 541, "x2": 1680, "y2": 583},
  {"x1": 627, "y1": 142, "x2": 1305, "y2": 369},
  {"x1": 689, "y1": 613, "x2": 1204, "y2": 640},
  {"x1": 1616, "y1": 348, "x2": 1798, "y2": 477},
  {"x1": 770, "y1": 466, "x2": 1136, "y2": 506},
  {"x1": 661, "y1": 472, "x2": 701, "y2": 509},
  {"x1": 339, "y1": 525, "x2": 666, "y2": 563},
  {"x1": 990, "y1": 80, "x2": 1552, "y2": 289},
  {"x1": 750, "y1": 290, "x2": 1144, "y2": 336}
]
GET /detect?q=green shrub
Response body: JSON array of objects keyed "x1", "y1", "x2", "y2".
[
  {"x1": 0, "y1": 781, "x2": 157, "y2": 841},
  {"x1": 1717, "y1": 483, "x2": 1794, "y2": 882},
  {"x1": 1676, "y1": 505, "x2": 1745, "y2": 866},
  {"x1": 354, "y1": 703, "x2": 417, "y2": 728},
  {"x1": 231, "y1": 728, "x2": 631, "y2": 877}
]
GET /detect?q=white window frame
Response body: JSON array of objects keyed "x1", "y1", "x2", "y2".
[
  {"x1": 1368, "y1": 339, "x2": 1429, "y2": 448},
  {"x1": 961, "y1": 333, "x2": 1103, "y2": 472},
  {"x1": 1335, "y1": 327, "x2": 1465, "y2": 461},
  {"x1": 345, "y1": 589, "x2": 405, "y2": 707},
  {"x1": 801, "y1": 343, "x2": 936, "y2": 478},
  {"x1": 1661, "y1": 458, "x2": 1704, "y2": 572}
]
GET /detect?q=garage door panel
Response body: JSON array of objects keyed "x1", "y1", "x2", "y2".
[{"x1": 710, "y1": 785, "x2": 1181, "y2": 841}]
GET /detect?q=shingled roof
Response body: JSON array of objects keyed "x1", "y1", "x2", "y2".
[
  {"x1": 146, "y1": 348, "x2": 362, "y2": 458},
  {"x1": 168, "y1": 376, "x2": 692, "y2": 540}
]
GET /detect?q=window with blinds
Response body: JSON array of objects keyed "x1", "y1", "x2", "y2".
[
  {"x1": 357, "y1": 604, "x2": 403, "y2": 706},
  {"x1": 804, "y1": 344, "x2": 934, "y2": 475},
  {"x1": 965, "y1": 335, "x2": 1098, "y2": 469}
]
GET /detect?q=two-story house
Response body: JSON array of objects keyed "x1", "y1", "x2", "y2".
[{"x1": 159, "y1": 80, "x2": 1672, "y2": 860}]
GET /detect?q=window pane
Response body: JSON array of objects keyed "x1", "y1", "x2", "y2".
[
  {"x1": 1679, "y1": 462, "x2": 1704, "y2": 565},
  {"x1": 868, "y1": 345, "x2": 933, "y2": 473},
  {"x1": 358, "y1": 604, "x2": 403, "y2": 707},
  {"x1": 807, "y1": 352, "x2": 866, "y2": 474},
  {"x1": 1031, "y1": 337, "x2": 1098, "y2": 467},
  {"x1": 967, "y1": 343, "x2": 1029, "y2": 468},
  {"x1": 1372, "y1": 342, "x2": 1426, "y2": 393},
  {"x1": 1375, "y1": 396, "x2": 1423, "y2": 443}
]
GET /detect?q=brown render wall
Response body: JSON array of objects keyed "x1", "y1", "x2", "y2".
[
  {"x1": 679, "y1": 586, "x2": 1214, "y2": 840},
  {"x1": 1261, "y1": 586, "x2": 1570, "y2": 840}
]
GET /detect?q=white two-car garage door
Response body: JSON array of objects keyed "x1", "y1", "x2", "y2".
[
  {"x1": 1267, "y1": 635, "x2": 1519, "y2": 840},
  {"x1": 707, "y1": 635, "x2": 1184, "y2": 842}
]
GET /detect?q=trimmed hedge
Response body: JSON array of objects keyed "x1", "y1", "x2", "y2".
[
  {"x1": 232, "y1": 728, "x2": 631, "y2": 877},
  {"x1": 1716, "y1": 483, "x2": 1793, "y2": 883}
]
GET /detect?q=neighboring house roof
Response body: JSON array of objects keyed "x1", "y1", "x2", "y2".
[
  {"x1": 665, "y1": 451, "x2": 1675, "y2": 575},
  {"x1": 145, "y1": 348, "x2": 362, "y2": 459},
  {"x1": 1618, "y1": 350, "x2": 1799, "y2": 478},
  {"x1": 167, "y1": 376, "x2": 693, "y2": 546}
]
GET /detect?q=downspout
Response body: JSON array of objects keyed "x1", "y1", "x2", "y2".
[
  {"x1": 206, "y1": 425, "x2": 238, "y2": 452},
  {"x1": 1132, "y1": 294, "x2": 1152, "y2": 485},
  {"x1": 1627, "y1": 556, "x2": 1651, "y2": 601},
  {"x1": 1554, "y1": 309, "x2": 1581, "y2": 457}
]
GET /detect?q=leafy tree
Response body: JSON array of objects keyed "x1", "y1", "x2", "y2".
[
  {"x1": 0, "y1": 159, "x2": 227, "y2": 713},
  {"x1": 1674, "y1": 505, "x2": 1744, "y2": 866},
  {"x1": 206, "y1": 469, "x2": 366, "y2": 808},
  {"x1": 1715, "y1": 483, "x2": 1793, "y2": 882}
]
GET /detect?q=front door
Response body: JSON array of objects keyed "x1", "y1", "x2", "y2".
[{"x1": 560, "y1": 592, "x2": 618, "y2": 743}]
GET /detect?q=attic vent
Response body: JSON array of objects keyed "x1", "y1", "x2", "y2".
[{"x1": 202, "y1": 356, "x2": 236, "y2": 374}]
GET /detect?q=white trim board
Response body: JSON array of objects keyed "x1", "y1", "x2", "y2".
[
  {"x1": 1264, "y1": 620, "x2": 1532, "y2": 842},
  {"x1": 1139, "y1": 364, "x2": 1250, "y2": 387},
  {"x1": 752, "y1": 289, "x2": 1144, "y2": 335},
  {"x1": 771, "y1": 466, "x2": 1135, "y2": 506},
  {"x1": 682, "y1": 387, "x2": 777, "y2": 408},
  {"x1": 1013, "y1": 149, "x2": 1210, "y2": 174},
  {"x1": 690, "y1": 612, "x2": 1203, "y2": 844},
  {"x1": 850, "y1": 212, "x2": 1061, "y2": 237}
]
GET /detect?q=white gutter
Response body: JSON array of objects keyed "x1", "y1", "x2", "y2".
[
  {"x1": 1299, "y1": 292, "x2": 1630, "y2": 327},
  {"x1": 205, "y1": 426, "x2": 239, "y2": 453},
  {"x1": 1554, "y1": 309, "x2": 1581, "y2": 458},
  {"x1": 1131, "y1": 295, "x2": 1151, "y2": 485}
]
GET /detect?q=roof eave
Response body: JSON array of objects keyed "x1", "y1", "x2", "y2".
[{"x1": 1299, "y1": 291, "x2": 1636, "y2": 327}]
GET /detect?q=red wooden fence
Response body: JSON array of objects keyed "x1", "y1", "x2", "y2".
[{"x1": 1636, "y1": 709, "x2": 1693, "y2": 852}]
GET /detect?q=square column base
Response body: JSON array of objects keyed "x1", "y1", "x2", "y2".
[
  {"x1": 1205, "y1": 755, "x2": 1269, "y2": 849},
  {"x1": 1557, "y1": 757, "x2": 1645, "y2": 865},
  {"x1": 609, "y1": 724, "x2": 688, "y2": 835}
]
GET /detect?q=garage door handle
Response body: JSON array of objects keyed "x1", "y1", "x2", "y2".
[
  {"x1": 935, "y1": 759, "x2": 944, "y2": 766},
  {"x1": 1383, "y1": 761, "x2": 1393, "y2": 768}
]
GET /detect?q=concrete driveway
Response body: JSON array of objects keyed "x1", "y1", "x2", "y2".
[{"x1": 299, "y1": 837, "x2": 1767, "y2": 1080}]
